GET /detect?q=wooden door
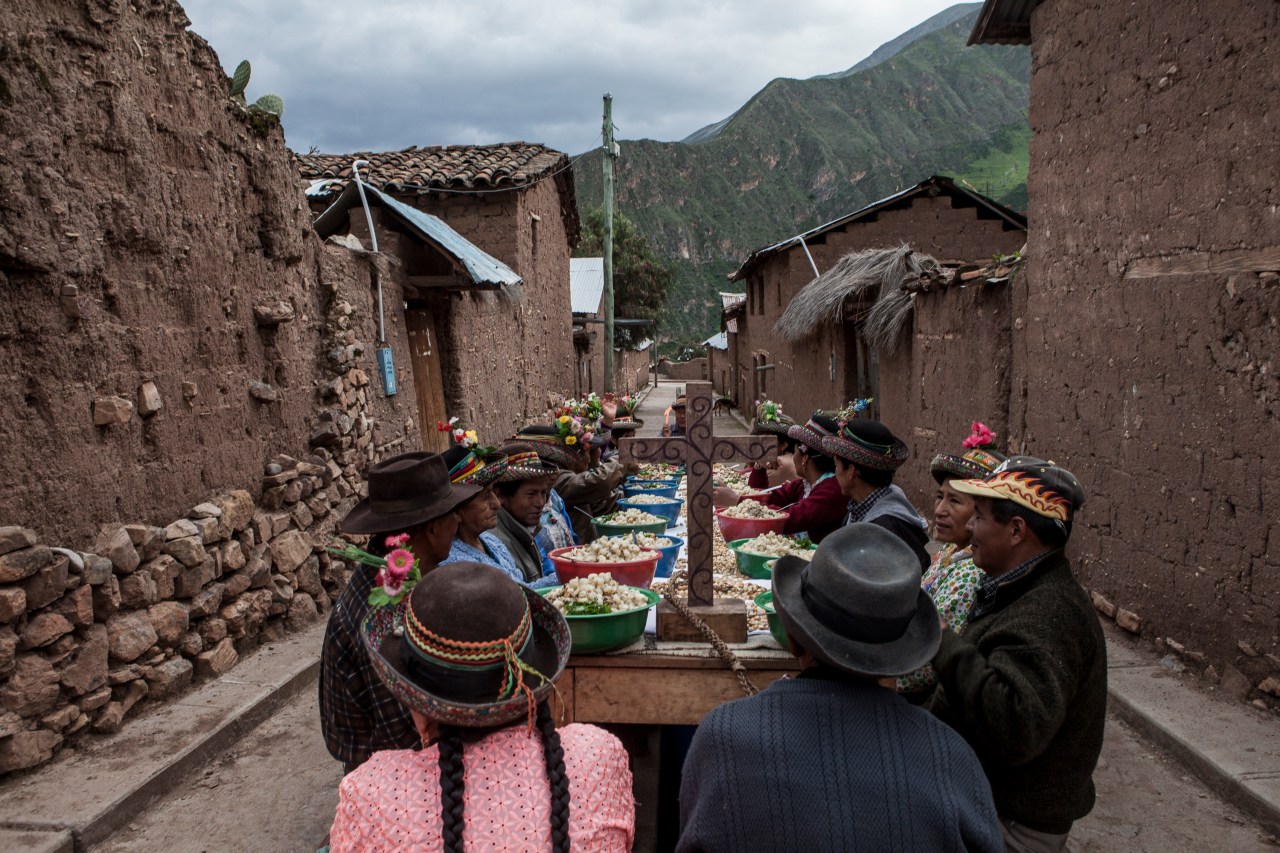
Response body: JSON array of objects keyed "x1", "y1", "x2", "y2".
[{"x1": 404, "y1": 306, "x2": 450, "y2": 452}]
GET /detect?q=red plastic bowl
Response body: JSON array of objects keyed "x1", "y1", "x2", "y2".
[
  {"x1": 715, "y1": 508, "x2": 790, "y2": 542},
  {"x1": 548, "y1": 546, "x2": 661, "y2": 590}
]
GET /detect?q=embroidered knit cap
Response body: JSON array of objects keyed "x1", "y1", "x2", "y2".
[
  {"x1": 819, "y1": 418, "x2": 910, "y2": 472},
  {"x1": 786, "y1": 411, "x2": 841, "y2": 453},
  {"x1": 949, "y1": 455, "x2": 1085, "y2": 524}
]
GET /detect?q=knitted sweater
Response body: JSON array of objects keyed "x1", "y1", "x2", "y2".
[
  {"x1": 677, "y1": 671, "x2": 1003, "y2": 853},
  {"x1": 928, "y1": 551, "x2": 1107, "y2": 834}
]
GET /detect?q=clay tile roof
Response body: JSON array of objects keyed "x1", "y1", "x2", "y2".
[{"x1": 295, "y1": 142, "x2": 568, "y2": 195}]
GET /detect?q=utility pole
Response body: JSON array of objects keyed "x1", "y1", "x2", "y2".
[{"x1": 602, "y1": 94, "x2": 617, "y2": 392}]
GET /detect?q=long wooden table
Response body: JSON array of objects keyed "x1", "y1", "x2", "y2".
[{"x1": 557, "y1": 645, "x2": 798, "y2": 725}]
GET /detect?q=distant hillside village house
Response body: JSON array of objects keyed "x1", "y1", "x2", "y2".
[
  {"x1": 296, "y1": 143, "x2": 580, "y2": 447},
  {"x1": 569, "y1": 258, "x2": 651, "y2": 397},
  {"x1": 723, "y1": 176, "x2": 1025, "y2": 459}
]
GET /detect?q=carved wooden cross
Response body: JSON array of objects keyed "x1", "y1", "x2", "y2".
[{"x1": 620, "y1": 381, "x2": 775, "y2": 606}]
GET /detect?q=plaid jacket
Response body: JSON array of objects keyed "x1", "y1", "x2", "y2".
[{"x1": 319, "y1": 565, "x2": 418, "y2": 773}]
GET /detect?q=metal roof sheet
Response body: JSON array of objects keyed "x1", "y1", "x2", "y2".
[
  {"x1": 312, "y1": 182, "x2": 522, "y2": 288},
  {"x1": 570, "y1": 257, "x2": 605, "y2": 315},
  {"x1": 702, "y1": 331, "x2": 729, "y2": 350}
]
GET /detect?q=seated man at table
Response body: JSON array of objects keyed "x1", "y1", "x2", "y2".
[{"x1": 676, "y1": 524, "x2": 1003, "y2": 852}]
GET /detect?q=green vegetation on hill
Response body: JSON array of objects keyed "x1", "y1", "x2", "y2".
[{"x1": 573, "y1": 12, "x2": 1030, "y2": 343}]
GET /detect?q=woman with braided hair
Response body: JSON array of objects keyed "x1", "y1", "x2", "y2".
[{"x1": 329, "y1": 563, "x2": 634, "y2": 852}]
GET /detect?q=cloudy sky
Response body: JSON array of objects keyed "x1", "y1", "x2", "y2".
[{"x1": 183, "y1": 0, "x2": 968, "y2": 157}]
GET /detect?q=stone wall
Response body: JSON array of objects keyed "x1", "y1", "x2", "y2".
[{"x1": 1015, "y1": 0, "x2": 1280, "y2": 695}]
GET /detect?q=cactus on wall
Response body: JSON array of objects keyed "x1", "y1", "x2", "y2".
[{"x1": 227, "y1": 59, "x2": 285, "y2": 119}]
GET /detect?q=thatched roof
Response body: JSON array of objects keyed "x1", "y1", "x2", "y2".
[{"x1": 773, "y1": 245, "x2": 941, "y2": 352}]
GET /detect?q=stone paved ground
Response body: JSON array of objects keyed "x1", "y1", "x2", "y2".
[{"x1": 90, "y1": 686, "x2": 1279, "y2": 852}]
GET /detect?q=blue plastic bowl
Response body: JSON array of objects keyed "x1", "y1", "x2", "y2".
[
  {"x1": 647, "y1": 534, "x2": 683, "y2": 578},
  {"x1": 622, "y1": 480, "x2": 679, "y2": 500},
  {"x1": 618, "y1": 496, "x2": 683, "y2": 528}
]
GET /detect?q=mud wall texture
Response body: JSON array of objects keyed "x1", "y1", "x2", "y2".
[
  {"x1": 411, "y1": 178, "x2": 576, "y2": 440},
  {"x1": 0, "y1": 0, "x2": 424, "y2": 546},
  {"x1": 1017, "y1": 0, "x2": 1280, "y2": 686},
  {"x1": 659, "y1": 358, "x2": 708, "y2": 381},
  {"x1": 734, "y1": 195, "x2": 1024, "y2": 423},
  {"x1": 878, "y1": 280, "x2": 1013, "y2": 513}
]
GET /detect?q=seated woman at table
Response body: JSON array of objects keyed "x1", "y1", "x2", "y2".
[
  {"x1": 897, "y1": 421, "x2": 1005, "y2": 699},
  {"x1": 743, "y1": 400, "x2": 798, "y2": 490},
  {"x1": 713, "y1": 410, "x2": 847, "y2": 544},
  {"x1": 329, "y1": 563, "x2": 635, "y2": 852}
]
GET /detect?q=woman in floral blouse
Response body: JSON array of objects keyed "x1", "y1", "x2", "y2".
[{"x1": 897, "y1": 422, "x2": 1005, "y2": 698}]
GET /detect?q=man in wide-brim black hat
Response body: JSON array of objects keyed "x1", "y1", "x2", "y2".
[
  {"x1": 676, "y1": 523, "x2": 1003, "y2": 852},
  {"x1": 319, "y1": 451, "x2": 479, "y2": 774}
]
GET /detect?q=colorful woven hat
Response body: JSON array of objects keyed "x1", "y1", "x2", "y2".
[
  {"x1": 362, "y1": 562, "x2": 570, "y2": 730},
  {"x1": 950, "y1": 456, "x2": 1085, "y2": 524},
  {"x1": 787, "y1": 411, "x2": 841, "y2": 453},
  {"x1": 442, "y1": 445, "x2": 508, "y2": 487},
  {"x1": 931, "y1": 421, "x2": 1006, "y2": 484},
  {"x1": 495, "y1": 447, "x2": 561, "y2": 482},
  {"x1": 820, "y1": 419, "x2": 910, "y2": 472},
  {"x1": 512, "y1": 425, "x2": 586, "y2": 471},
  {"x1": 751, "y1": 400, "x2": 795, "y2": 436},
  {"x1": 609, "y1": 416, "x2": 644, "y2": 433}
]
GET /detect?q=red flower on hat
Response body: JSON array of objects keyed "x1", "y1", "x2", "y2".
[{"x1": 963, "y1": 421, "x2": 997, "y2": 450}]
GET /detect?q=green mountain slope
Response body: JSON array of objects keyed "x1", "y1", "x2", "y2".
[{"x1": 573, "y1": 12, "x2": 1030, "y2": 343}]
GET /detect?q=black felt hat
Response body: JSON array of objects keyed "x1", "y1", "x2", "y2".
[{"x1": 773, "y1": 523, "x2": 940, "y2": 678}]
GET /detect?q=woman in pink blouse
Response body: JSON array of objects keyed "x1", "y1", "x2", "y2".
[{"x1": 329, "y1": 562, "x2": 634, "y2": 852}]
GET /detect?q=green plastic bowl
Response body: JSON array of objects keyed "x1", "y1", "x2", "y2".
[
  {"x1": 593, "y1": 513, "x2": 669, "y2": 538},
  {"x1": 727, "y1": 538, "x2": 815, "y2": 579},
  {"x1": 754, "y1": 590, "x2": 789, "y2": 649},
  {"x1": 540, "y1": 586, "x2": 660, "y2": 654}
]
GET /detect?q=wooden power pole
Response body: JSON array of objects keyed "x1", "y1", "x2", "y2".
[{"x1": 602, "y1": 94, "x2": 617, "y2": 392}]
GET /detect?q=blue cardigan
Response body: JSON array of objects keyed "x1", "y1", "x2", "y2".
[{"x1": 677, "y1": 671, "x2": 1004, "y2": 852}]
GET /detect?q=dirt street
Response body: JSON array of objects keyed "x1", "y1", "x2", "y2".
[{"x1": 91, "y1": 684, "x2": 1277, "y2": 853}]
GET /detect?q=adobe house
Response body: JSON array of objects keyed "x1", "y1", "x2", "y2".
[
  {"x1": 966, "y1": 0, "x2": 1280, "y2": 689},
  {"x1": 296, "y1": 144, "x2": 580, "y2": 444},
  {"x1": 727, "y1": 176, "x2": 1026, "y2": 423},
  {"x1": 721, "y1": 293, "x2": 747, "y2": 406},
  {"x1": 567, "y1": 257, "x2": 652, "y2": 396},
  {"x1": 703, "y1": 331, "x2": 730, "y2": 401}
]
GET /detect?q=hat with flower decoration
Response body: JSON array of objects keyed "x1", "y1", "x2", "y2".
[
  {"x1": 362, "y1": 562, "x2": 570, "y2": 730},
  {"x1": 511, "y1": 424, "x2": 586, "y2": 471},
  {"x1": 930, "y1": 421, "x2": 1007, "y2": 484},
  {"x1": 751, "y1": 400, "x2": 795, "y2": 436},
  {"x1": 437, "y1": 418, "x2": 507, "y2": 486}
]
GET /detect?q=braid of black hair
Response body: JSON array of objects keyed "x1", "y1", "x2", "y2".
[
  {"x1": 536, "y1": 702, "x2": 571, "y2": 853},
  {"x1": 437, "y1": 726, "x2": 467, "y2": 853}
]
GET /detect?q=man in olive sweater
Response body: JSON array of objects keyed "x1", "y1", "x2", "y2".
[{"x1": 929, "y1": 457, "x2": 1105, "y2": 852}]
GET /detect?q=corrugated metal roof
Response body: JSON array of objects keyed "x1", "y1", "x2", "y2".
[
  {"x1": 968, "y1": 0, "x2": 1042, "y2": 45},
  {"x1": 728, "y1": 175, "x2": 1027, "y2": 281},
  {"x1": 634, "y1": 339, "x2": 653, "y2": 352},
  {"x1": 570, "y1": 257, "x2": 605, "y2": 315},
  {"x1": 702, "y1": 331, "x2": 728, "y2": 350},
  {"x1": 312, "y1": 182, "x2": 522, "y2": 288}
]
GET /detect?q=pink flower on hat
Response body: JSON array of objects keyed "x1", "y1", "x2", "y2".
[{"x1": 963, "y1": 421, "x2": 997, "y2": 450}]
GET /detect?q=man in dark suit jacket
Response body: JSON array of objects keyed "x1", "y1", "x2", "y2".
[{"x1": 676, "y1": 524, "x2": 1003, "y2": 853}]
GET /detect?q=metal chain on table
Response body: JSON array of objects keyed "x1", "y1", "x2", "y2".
[{"x1": 661, "y1": 571, "x2": 758, "y2": 697}]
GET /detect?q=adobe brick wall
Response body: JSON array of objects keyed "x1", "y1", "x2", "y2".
[
  {"x1": 408, "y1": 175, "x2": 576, "y2": 440},
  {"x1": 736, "y1": 195, "x2": 1024, "y2": 424},
  {"x1": 660, "y1": 358, "x2": 708, "y2": 381},
  {"x1": 1017, "y1": 0, "x2": 1280, "y2": 678},
  {"x1": 0, "y1": 0, "x2": 414, "y2": 547},
  {"x1": 877, "y1": 281, "x2": 1013, "y2": 513}
]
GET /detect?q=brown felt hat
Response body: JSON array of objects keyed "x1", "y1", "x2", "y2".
[{"x1": 340, "y1": 452, "x2": 480, "y2": 535}]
